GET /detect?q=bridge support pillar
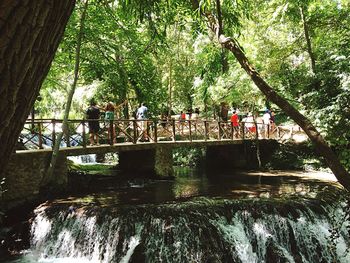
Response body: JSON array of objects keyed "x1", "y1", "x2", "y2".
[
  {"x1": 155, "y1": 146, "x2": 173, "y2": 178},
  {"x1": 206, "y1": 144, "x2": 248, "y2": 171},
  {"x1": 206, "y1": 140, "x2": 279, "y2": 171},
  {"x1": 118, "y1": 146, "x2": 173, "y2": 178},
  {"x1": 119, "y1": 149, "x2": 156, "y2": 175}
]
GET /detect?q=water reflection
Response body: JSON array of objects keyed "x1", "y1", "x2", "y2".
[{"x1": 51, "y1": 168, "x2": 341, "y2": 207}]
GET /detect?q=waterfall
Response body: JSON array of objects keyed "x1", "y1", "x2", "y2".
[
  {"x1": 68, "y1": 153, "x2": 118, "y2": 165},
  {"x1": 68, "y1": 154, "x2": 97, "y2": 164},
  {"x1": 28, "y1": 194, "x2": 350, "y2": 263}
]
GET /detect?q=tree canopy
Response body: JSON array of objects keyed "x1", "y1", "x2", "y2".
[
  {"x1": 1, "y1": 0, "x2": 349, "y2": 188},
  {"x1": 36, "y1": 0, "x2": 349, "y2": 161}
]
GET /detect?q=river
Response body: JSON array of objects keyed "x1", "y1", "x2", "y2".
[{"x1": 2, "y1": 168, "x2": 349, "y2": 262}]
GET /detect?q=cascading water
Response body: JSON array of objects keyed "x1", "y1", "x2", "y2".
[
  {"x1": 67, "y1": 153, "x2": 118, "y2": 165},
  {"x1": 68, "y1": 154, "x2": 97, "y2": 164},
  {"x1": 2, "y1": 170, "x2": 350, "y2": 263},
  {"x1": 26, "y1": 191, "x2": 350, "y2": 263}
]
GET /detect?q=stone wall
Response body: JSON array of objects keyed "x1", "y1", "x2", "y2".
[
  {"x1": 1, "y1": 151, "x2": 67, "y2": 209},
  {"x1": 154, "y1": 146, "x2": 173, "y2": 178},
  {"x1": 118, "y1": 149, "x2": 156, "y2": 176},
  {"x1": 118, "y1": 146, "x2": 173, "y2": 178},
  {"x1": 206, "y1": 140, "x2": 279, "y2": 171}
]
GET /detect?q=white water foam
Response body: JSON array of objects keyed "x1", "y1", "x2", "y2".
[
  {"x1": 27, "y1": 197, "x2": 350, "y2": 263},
  {"x1": 119, "y1": 236, "x2": 141, "y2": 263}
]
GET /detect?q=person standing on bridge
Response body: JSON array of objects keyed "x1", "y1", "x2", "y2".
[
  {"x1": 136, "y1": 102, "x2": 149, "y2": 141},
  {"x1": 86, "y1": 100, "x2": 100, "y2": 145},
  {"x1": 179, "y1": 110, "x2": 186, "y2": 135},
  {"x1": 262, "y1": 109, "x2": 271, "y2": 138},
  {"x1": 270, "y1": 110, "x2": 276, "y2": 136},
  {"x1": 104, "y1": 102, "x2": 116, "y2": 144},
  {"x1": 230, "y1": 110, "x2": 240, "y2": 138}
]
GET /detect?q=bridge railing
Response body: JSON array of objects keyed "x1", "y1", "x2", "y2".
[{"x1": 18, "y1": 119, "x2": 298, "y2": 150}]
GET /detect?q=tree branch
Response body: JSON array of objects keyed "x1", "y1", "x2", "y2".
[{"x1": 204, "y1": 11, "x2": 350, "y2": 190}]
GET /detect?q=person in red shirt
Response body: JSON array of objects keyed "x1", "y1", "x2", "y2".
[
  {"x1": 180, "y1": 111, "x2": 186, "y2": 135},
  {"x1": 180, "y1": 111, "x2": 186, "y2": 121},
  {"x1": 230, "y1": 111, "x2": 240, "y2": 138}
]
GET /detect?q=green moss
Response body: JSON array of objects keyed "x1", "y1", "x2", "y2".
[{"x1": 68, "y1": 159, "x2": 114, "y2": 175}]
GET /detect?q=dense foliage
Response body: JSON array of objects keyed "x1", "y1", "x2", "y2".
[
  {"x1": 241, "y1": 0, "x2": 350, "y2": 168},
  {"x1": 36, "y1": 0, "x2": 350, "y2": 168},
  {"x1": 173, "y1": 147, "x2": 205, "y2": 167}
]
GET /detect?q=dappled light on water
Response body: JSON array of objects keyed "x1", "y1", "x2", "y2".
[{"x1": 45, "y1": 168, "x2": 341, "y2": 208}]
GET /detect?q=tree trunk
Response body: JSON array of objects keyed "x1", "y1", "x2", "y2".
[
  {"x1": 225, "y1": 40, "x2": 350, "y2": 189},
  {"x1": 215, "y1": 0, "x2": 228, "y2": 73},
  {"x1": 118, "y1": 65, "x2": 129, "y2": 118},
  {"x1": 44, "y1": 0, "x2": 88, "y2": 187},
  {"x1": 300, "y1": 5, "x2": 316, "y2": 75},
  {"x1": 206, "y1": 13, "x2": 350, "y2": 189},
  {"x1": 0, "y1": 0, "x2": 76, "y2": 178},
  {"x1": 168, "y1": 58, "x2": 173, "y2": 117}
]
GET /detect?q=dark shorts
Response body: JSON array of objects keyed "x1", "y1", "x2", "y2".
[
  {"x1": 233, "y1": 125, "x2": 239, "y2": 131},
  {"x1": 88, "y1": 121, "x2": 100, "y2": 133}
]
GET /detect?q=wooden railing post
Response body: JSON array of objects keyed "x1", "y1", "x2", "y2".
[
  {"x1": 267, "y1": 124, "x2": 270, "y2": 139},
  {"x1": 82, "y1": 120, "x2": 87, "y2": 148},
  {"x1": 51, "y1": 119, "x2": 56, "y2": 148},
  {"x1": 38, "y1": 121, "x2": 43, "y2": 149},
  {"x1": 154, "y1": 120, "x2": 158, "y2": 143},
  {"x1": 110, "y1": 120, "x2": 114, "y2": 145},
  {"x1": 204, "y1": 121, "x2": 208, "y2": 141},
  {"x1": 218, "y1": 121, "x2": 221, "y2": 140},
  {"x1": 172, "y1": 119, "x2": 176, "y2": 141},
  {"x1": 241, "y1": 122, "x2": 245, "y2": 140},
  {"x1": 278, "y1": 126, "x2": 281, "y2": 139},
  {"x1": 231, "y1": 121, "x2": 234, "y2": 140},
  {"x1": 66, "y1": 121, "x2": 71, "y2": 147},
  {"x1": 115, "y1": 120, "x2": 120, "y2": 140},
  {"x1": 31, "y1": 115, "x2": 35, "y2": 134},
  {"x1": 189, "y1": 120, "x2": 192, "y2": 141},
  {"x1": 133, "y1": 120, "x2": 137, "y2": 144},
  {"x1": 147, "y1": 120, "x2": 150, "y2": 141}
]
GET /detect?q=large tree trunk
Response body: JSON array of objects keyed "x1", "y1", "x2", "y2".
[
  {"x1": 205, "y1": 11, "x2": 350, "y2": 190},
  {"x1": 45, "y1": 0, "x2": 88, "y2": 187},
  {"x1": 0, "y1": 0, "x2": 76, "y2": 178}
]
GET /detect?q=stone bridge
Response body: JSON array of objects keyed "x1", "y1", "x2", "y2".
[
  {"x1": 3, "y1": 118, "x2": 301, "y2": 208},
  {"x1": 3, "y1": 139, "x2": 280, "y2": 209}
]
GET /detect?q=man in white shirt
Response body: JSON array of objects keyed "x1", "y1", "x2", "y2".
[
  {"x1": 136, "y1": 103, "x2": 148, "y2": 141},
  {"x1": 262, "y1": 110, "x2": 271, "y2": 138}
]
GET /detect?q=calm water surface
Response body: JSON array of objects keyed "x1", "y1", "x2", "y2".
[{"x1": 45, "y1": 167, "x2": 340, "y2": 207}]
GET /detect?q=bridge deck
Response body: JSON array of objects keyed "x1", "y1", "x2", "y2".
[{"x1": 16, "y1": 139, "x2": 249, "y2": 156}]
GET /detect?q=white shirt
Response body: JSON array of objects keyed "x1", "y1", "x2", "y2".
[{"x1": 263, "y1": 112, "x2": 270, "y2": 124}]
